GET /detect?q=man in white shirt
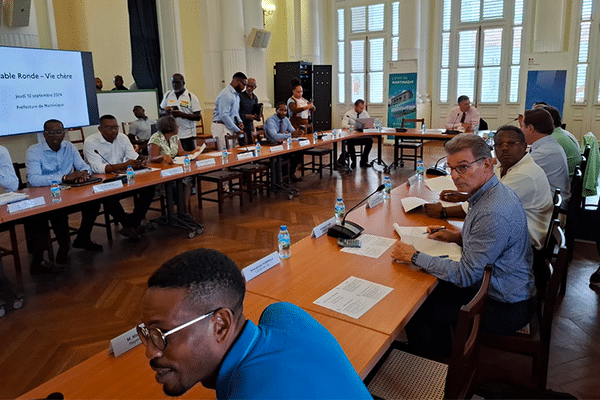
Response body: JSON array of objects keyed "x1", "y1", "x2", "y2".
[
  {"x1": 84, "y1": 115, "x2": 155, "y2": 241},
  {"x1": 128, "y1": 105, "x2": 156, "y2": 155},
  {"x1": 445, "y1": 95, "x2": 481, "y2": 131},
  {"x1": 424, "y1": 125, "x2": 553, "y2": 251},
  {"x1": 160, "y1": 74, "x2": 202, "y2": 151},
  {"x1": 341, "y1": 99, "x2": 373, "y2": 168}
]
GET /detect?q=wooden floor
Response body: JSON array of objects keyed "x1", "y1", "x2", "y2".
[{"x1": 1, "y1": 142, "x2": 598, "y2": 399}]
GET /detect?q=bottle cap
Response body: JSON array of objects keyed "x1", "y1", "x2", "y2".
[
  {"x1": 337, "y1": 198, "x2": 342, "y2": 201},
  {"x1": 280, "y1": 225, "x2": 287, "y2": 230}
]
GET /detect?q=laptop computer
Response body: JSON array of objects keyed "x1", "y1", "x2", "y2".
[{"x1": 355, "y1": 118, "x2": 375, "y2": 130}]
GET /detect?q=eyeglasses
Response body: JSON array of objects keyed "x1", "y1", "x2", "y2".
[
  {"x1": 44, "y1": 130, "x2": 65, "y2": 136},
  {"x1": 137, "y1": 308, "x2": 219, "y2": 351},
  {"x1": 447, "y1": 157, "x2": 486, "y2": 174},
  {"x1": 494, "y1": 140, "x2": 521, "y2": 149},
  {"x1": 101, "y1": 125, "x2": 119, "y2": 131}
]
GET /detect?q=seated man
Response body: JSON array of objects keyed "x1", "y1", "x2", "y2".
[
  {"x1": 521, "y1": 108, "x2": 571, "y2": 205},
  {"x1": 128, "y1": 105, "x2": 156, "y2": 155},
  {"x1": 392, "y1": 134, "x2": 535, "y2": 357},
  {"x1": 542, "y1": 105, "x2": 582, "y2": 178},
  {"x1": 0, "y1": 145, "x2": 19, "y2": 193},
  {"x1": 138, "y1": 248, "x2": 371, "y2": 398},
  {"x1": 25, "y1": 119, "x2": 102, "y2": 274},
  {"x1": 265, "y1": 101, "x2": 304, "y2": 182},
  {"x1": 84, "y1": 114, "x2": 155, "y2": 241},
  {"x1": 341, "y1": 99, "x2": 373, "y2": 168},
  {"x1": 445, "y1": 95, "x2": 480, "y2": 131},
  {"x1": 424, "y1": 125, "x2": 553, "y2": 251}
]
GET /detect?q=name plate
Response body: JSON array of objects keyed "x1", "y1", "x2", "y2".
[
  {"x1": 311, "y1": 216, "x2": 336, "y2": 238},
  {"x1": 242, "y1": 251, "x2": 280, "y2": 281},
  {"x1": 269, "y1": 145, "x2": 284, "y2": 152},
  {"x1": 196, "y1": 158, "x2": 216, "y2": 167},
  {"x1": 161, "y1": 166, "x2": 184, "y2": 177},
  {"x1": 237, "y1": 151, "x2": 255, "y2": 160},
  {"x1": 366, "y1": 192, "x2": 384, "y2": 209},
  {"x1": 108, "y1": 326, "x2": 141, "y2": 357},
  {"x1": 7, "y1": 196, "x2": 45, "y2": 213},
  {"x1": 299, "y1": 139, "x2": 311, "y2": 147},
  {"x1": 92, "y1": 180, "x2": 123, "y2": 193}
]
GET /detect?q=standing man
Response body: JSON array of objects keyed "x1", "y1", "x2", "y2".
[
  {"x1": 265, "y1": 101, "x2": 303, "y2": 182},
  {"x1": 445, "y1": 95, "x2": 481, "y2": 131},
  {"x1": 341, "y1": 99, "x2": 373, "y2": 168},
  {"x1": 392, "y1": 134, "x2": 535, "y2": 357},
  {"x1": 542, "y1": 105, "x2": 582, "y2": 177},
  {"x1": 128, "y1": 105, "x2": 156, "y2": 155},
  {"x1": 84, "y1": 115, "x2": 155, "y2": 241},
  {"x1": 212, "y1": 72, "x2": 247, "y2": 150},
  {"x1": 238, "y1": 78, "x2": 260, "y2": 146},
  {"x1": 521, "y1": 108, "x2": 571, "y2": 205},
  {"x1": 138, "y1": 248, "x2": 371, "y2": 398},
  {"x1": 160, "y1": 73, "x2": 202, "y2": 151},
  {"x1": 112, "y1": 75, "x2": 129, "y2": 91},
  {"x1": 25, "y1": 119, "x2": 102, "y2": 274}
]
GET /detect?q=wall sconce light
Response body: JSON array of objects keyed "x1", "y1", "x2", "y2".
[{"x1": 262, "y1": 2, "x2": 275, "y2": 26}]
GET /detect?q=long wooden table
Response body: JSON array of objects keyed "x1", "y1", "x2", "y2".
[{"x1": 18, "y1": 292, "x2": 391, "y2": 399}]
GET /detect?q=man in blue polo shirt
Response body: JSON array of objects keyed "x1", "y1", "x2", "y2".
[{"x1": 138, "y1": 248, "x2": 370, "y2": 399}]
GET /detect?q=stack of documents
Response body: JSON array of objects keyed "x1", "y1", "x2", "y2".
[
  {"x1": 173, "y1": 143, "x2": 206, "y2": 164},
  {"x1": 0, "y1": 192, "x2": 28, "y2": 206},
  {"x1": 393, "y1": 223, "x2": 462, "y2": 261},
  {"x1": 425, "y1": 176, "x2": 457, "y2": 192}
]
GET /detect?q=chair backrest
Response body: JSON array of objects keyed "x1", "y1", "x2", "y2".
[
  {"x1": 196, "y1": 115, "x2": 205, "y2": 136},
  {"x1": 539, "y1": 225, "x2": 567, "y2": 343},
  {"x1": 12, "y1": 162, "x2": 26, "y2": 190},
  {"x1": 401, "y1": 118, "x2": 425, "y2": 128},
  {"x1": 122, "y1": 121, "x2": 132, "y2": 135},
  {"x1": 445, "y1": 265, "x2": 493, "y2": 399},
  {"x1": 550, "y1": 189, "x2": 562, "y2": 222},
  {"x1": 67, "y1": 127, "x2": 85, "y2": 144},
  {"x1": 479, "y1": 118, "x2": 489, "y2": 130},
  {"x1": 197, "y1": 137, "x2": 219, "y2": 151}
]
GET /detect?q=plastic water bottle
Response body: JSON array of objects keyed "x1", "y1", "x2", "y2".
[
  {"x1": 51, "y1": 180, "x2": 61, "y2": 203},
  {"x1": 221, "y1": 148, "x2": 228, "y2": 164},
  {"x1": 334, "y1": 198, "x2": 345, "y2": 223},
  {"x1": 255, "y1": 141, "x2": 261, "y2": 156},
  {"x1": 375, "y1": 118, "x2": 382, "y2": 133},
  {"x1": 287, "y1": 137, "x2": 293, "y2": 148},
  {"x1": 313, "y1": 131, "x2": 318, "y2": 142},
  {"x1": 421, "y1": 123, "x2": 426, "y2": 134},
  {"x1": 183, "y1": 154, "x2": 191, "y2": 172},
  {"x1": 349, "y1": 123, "x2": 354, "y2": 132},
  {"x1": 278, "y1": 225, "x2": 291, "y2": 259},
  {"x1": 417, "y1": 160, "x2": 425, "y2": 179},
  {"x1": 126, "y1": 165, "x2": 135, "y2": 185},
  {"x1": 383, "y1": 176, "x2": 391, "y2": 200},
  {"x1": 474, "y1": 123, "x2": 479, "y2": 135}
]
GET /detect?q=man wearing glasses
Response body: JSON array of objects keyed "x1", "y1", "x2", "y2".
[
  {"x1": 138, "y1": 248, "x2": 370, "y2": 398},
  {"x1": 424, "y1": 126, "x2": 553, "y2": 252},
  {"x1": 391, "y1": 134, "x2": 535, "y2": 357},
  {"x1": 25, "y1": 119, "x2": 102, "y2": 274}
]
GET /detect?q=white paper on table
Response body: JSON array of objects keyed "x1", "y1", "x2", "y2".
[
  {"x1": 313, "y1": 276, "x2": 393, "y2": 319},
  {"x1": 339, "y1": 234, "x2": 396, "y2": 259},
  {"x1": 425, "y1": 176, "x2": 457, "y2": 192},
  {"x1": 401, "y1": 197, "x2": 428, "y2": 212},
  {"x1": 205, "y1": 151, "x2": 224, "y2": 157},
  {"x1": 393, "y1": 223, "x2": 462, "y2": 261},
  {"x1": 173, "y1": 144, "x2": 206, "y2": 164},
  {"x1": 439, "y1": 200, "x2": 464, "y2": 208}
]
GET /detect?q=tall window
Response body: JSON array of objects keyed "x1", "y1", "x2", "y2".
[
  {"x1": 337, "y1": 2, "x2": 400, "y2": 104},
  {"x1": 439, "y1": 0, "x2": 524, "y2": 104},
  {"x1": 574, "y1": 0, "x2": 597, "y2": 103}
]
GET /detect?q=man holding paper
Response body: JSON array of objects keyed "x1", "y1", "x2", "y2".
[
  {"x1": 138, "y1": 248, "x2": 371, "y2": 399},
  {"x1": 392, "y1": 133, "x2": 535, "y2": 357},
  {"x1": 84, "y1": 114, "x2": 155, "y2": 241}
]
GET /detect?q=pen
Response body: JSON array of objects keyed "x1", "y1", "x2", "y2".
[
  {"x1": 423, "y1": 227, "x2": 447, "y2": 234},
  {"x1": 439, "y1": 255, "x2": 449, "y2": 258}
]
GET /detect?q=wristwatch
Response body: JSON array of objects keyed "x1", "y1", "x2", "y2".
[{"x1": 411, "y1": 251, "x2": 420, "y2": 266}]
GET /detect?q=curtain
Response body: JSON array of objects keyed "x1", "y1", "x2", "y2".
[{"x1": 128, "y1": 0, "x2": 163, "y2": 100}]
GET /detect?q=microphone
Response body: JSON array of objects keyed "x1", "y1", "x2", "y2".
[
  {"x1": 445, "y1": 113, "x2": 461, "y2": 134},
  {"x1": 94, "y1": 149, "x2": 127, "y2": 183},
  {"x1": 327, "y1": 184, "x2": 385, "y2": 239},
  {"x1": 426, "y1": 155, "x2": 448, "y2": 176},
  {"x1": 496, "y1": 117, "x2": 518, "y2": 128}
]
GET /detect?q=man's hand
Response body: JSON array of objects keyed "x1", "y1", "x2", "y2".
[
  {"x1": 238, "y1": 122, "x2": 244, "y2": 130},
  {"x1": 245, "y1": 114, "x2": 257, "y2": 121},
  {"x1": 170, "y1": 110, "x2": 186, "y2": 118},
  {"x1": 63, "y1": 170, "x2": 89, "y2": 183},
  {"x1": 427, "y1": 225, "x2": 462, "y2": 244},
  {"x1": 424, "y1": 202, "x2": 444, "y2": 218},
  {"x1": 127, "y1": 159, "x2": 144, "y2": 169},
  {"x1": 163, "y1": 154, "x2": 173, "y2": 164},
  {"x1": 440, "y1": 190, "x2": 469, "y2": 202},
  {"x1": 391, "y1": 240, "x2": 417, "y2": 264}
]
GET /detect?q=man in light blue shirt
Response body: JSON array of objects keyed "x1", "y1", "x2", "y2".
[
  {"x1": 0, "y1": 146, "x2": 18, "y2": 193},
  {"x1": 265, "y1": 101, "x2": 303, "y2": 181},
  {"x1": 138, "y1": 248, "x2": 371, "y2": 399},
  {"x1": 542, "y1": 105, "x2": 582, "y2": 178},
  {"x1": 392, "y1": 134, "x2": 535, "y2": 357},
  {"x1": 25, "y1": 119, "x2": 102, "y2": 275},
  {"x1": 212, "y1": 72, "x2": 247, "y2": 150}
]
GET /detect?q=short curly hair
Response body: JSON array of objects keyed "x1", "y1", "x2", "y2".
[{"x1": 156, "y1": 115, "x2": 178, "y2": 134}]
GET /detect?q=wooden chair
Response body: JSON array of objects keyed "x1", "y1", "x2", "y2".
[
  {"x1": 368, "y1": 266, "x2": 493, "y2": 399},
  {"x1": 67, "y1": 127, "x2": 85, "y2": 156},
  {"x1": 480, "y1": 224, "x2": 567, "y2": 391},
  {"x1": 302, "y1": 147, "x2": 333, "y2": 179},
  {"x1": 196, "y1": 116, "x2": 205, "y2": 136},
  {"x1": 196, "y1": 170, "x2": 244, "y2": 213},
  {"x1": 561, "y1": 166, "x2": 583, "y2": 295},
  {"x1": 228, "y1": 163, "x2": 270, "y2": 202},
  {"x1": 396, "y1": 118, "x2": 425, "y2": 170}
]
